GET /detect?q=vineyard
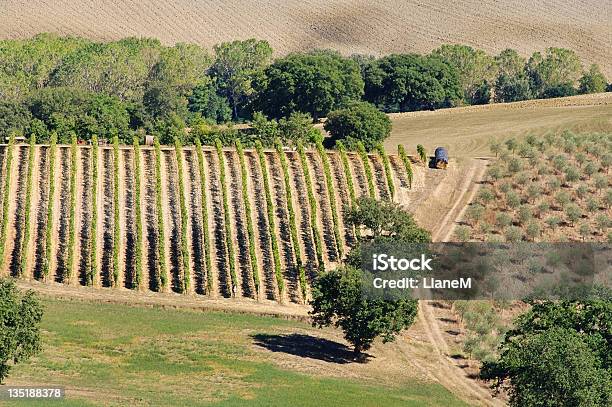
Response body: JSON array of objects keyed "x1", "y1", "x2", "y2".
[{"x1": 0, "y1": 142, "x2": 419, "y2": 303}]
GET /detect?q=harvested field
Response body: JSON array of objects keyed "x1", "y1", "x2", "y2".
[{"x1": 1, "y1": 1, "x2": 610, "y2": 76}]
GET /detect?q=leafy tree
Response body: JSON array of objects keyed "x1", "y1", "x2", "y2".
[
  {"x1": 526, "y1": 48, "x2": 582, "y2": 97},
  {"x1": 495, "y1": 74, "x2": 532, "y2": 102},
  {"x1": 324, "y1": 102, "x2": 391, "y2": 151},
  {"x1": 310, "y1": 266, "x2": 418, "y2": 356},
  {"x1": 257, "y1": 50, "x2": 363, "y2": 120},
  {"x1": 209, "y1": 39, "x2": 273, "y2": 120},
  {"x1": 363, "y1": 53, "x2": 462, "y2": 111},
  {"x1": 0, "y1": 279, "x2": 43, "y2": 383},
  {"x1": 346, "y1": 196, "x2": 430, "y2": 242},
  {"x1": 579, "y1": 64, "x2": 607, "y2": 94},
  {"x1": 432, "y1": 44, "x2": 497, "y2": 104},
  {"x1": 481, "y1": 300, "x2": 612, "y2": 406},
  {"x1": 0, "y1": 100, "x2": 32, "y2": 140},
  {"x1": 188, "y1": 76, "x2": 232, "y2": 123}
]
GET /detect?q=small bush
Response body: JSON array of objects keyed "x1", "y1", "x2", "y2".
[{"x1": 505, "y1": 226, "x2": 523, "y2": 242}]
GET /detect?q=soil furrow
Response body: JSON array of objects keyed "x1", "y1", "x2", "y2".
[
  {"x1": 33, "y1": 146, "x2": 49, "y2": 280},
  {"x1": 77, "y1": 147, "x2": 92, "y2": 286},
  {"x1": 122, "y1": 149, "x2": 136, "y2": 289},
  {"x1": 8, "y1": 147, "x2": 28, "y2": 276},
  {"x1": 142, "y1": 149, "x2": 159, "y2": 291},
  {"x1": 163, "y1": 150, "x2": 183, "y2": 293},
  {"x1": 370, "y1": 155, "x2": 390, "y2": 201},
  {"x1": 100, "y1": 148, "x2": 114, "y2": 287},
  {"x1": 54, "y1": 147, "x2": 71, "y2": 282},
  {"x1": 184, "y1": 149, "x2": 205, "y2": 295}
]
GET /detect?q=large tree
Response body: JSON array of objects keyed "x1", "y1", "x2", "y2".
[
  {"x1": 324, "y1": 102, "x2": 391, "y2": 151},
  {"x1": 481, "y1": 300, "x2": 612, "y2": 406},
  {"x1": 0, "y1": 278, "x2": 43, "y2": 384},
  {"x1": 363, "y1": 53, "x2": 462, "y2": 112},
  {"x1": 209, "y1": 39, "x2": 273, "y2": 120},
  {"x1": 526, "y1": 48, "x2": 582, "y2": 97},
  {"x1": 579, "y1": 64, "x2": 608, "y2": 94},
  {"x1": 256, "y1": 50, "x2": 364, "y2": 120}
]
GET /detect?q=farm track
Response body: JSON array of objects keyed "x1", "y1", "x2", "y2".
[
  {"x1": 225, "y1": 151, "x2": 255, "y2": 298},
  {"x1": 1, "y1": 146, "x2": 412, "y2": 304},
  {"x1": 265, "y1": 152, "x2": 298, "y2": 303},
  {"x1": 246, "y1": 151, "x2": 277, "y2": 301}
]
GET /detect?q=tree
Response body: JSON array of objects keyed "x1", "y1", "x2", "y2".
[
  {"x1": 324, "y1": 102, "x2": 391, "y2": 151},
  {"x1": 188, "y1": 76, "x2": 232, "y2": 123},
  {"x1": 257, "y1": 50, "x2": 364, "y2": 120},
  {"x1": 0, "y1": 100, "x2": 32, "y2": 140},
  {"x1": 209, "y1": 39, "x2": 273, "y2": 120},
  {"x1": 363, "y1": 53, "x2": 462, "y2": 111},
  {"x1": 481, "y1": 300, "x2": 612, "y2": 406},
  {"x1": 0, "y1": 279, "x2": 43, "y2": 383},
  {"x1": 579, "y1": 64, "x2": 607, "y2": 94},
  {"x1": 310, "y1": 266, "x2": 418, "y2": 356},
  {"x1": 494, "y1": 74, "x2": 532, "y2": 102},
  {"x1": 432, "y1": 44, "x2": 497, "y2": 104},
  {"x1": 526, "y1": 48, "x2": 582, "y2": 97},
  {"x1": 346, "y1": 197, "x2": 431, "y2": 243}
]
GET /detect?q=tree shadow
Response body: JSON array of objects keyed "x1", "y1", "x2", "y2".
[{"x1": 251, "y1": 333, "x2": 370, "y2": 364}]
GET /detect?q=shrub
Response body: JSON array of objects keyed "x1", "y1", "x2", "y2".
[
  {"x1": 526, "y1": 221, "x2": 541, "y2": 241},
  {"x1": 397, "y1": 144, "x2": 413, "y2": 188},
  {"x1": 605, "y1": 189, "x2": 612, "y2": 208},
  {"x1": 537, "y1": 202, "x2": 550, "y2": 217},
  {"x1": 214, "y1": 138, "x2": 235, "y2": 296},
  {"x1": 578, "y1": 223, "x2": 591, "y2": 241},
  {"x1": 132, "y1": 137, "x2": 143, "y2": 289},
  {"x1": 18, "y1": 134, "x2": 36, "y2": 276},
  {"x1": 594, "y1": 174, "x2": 607, "y2": 192},
  {"x1": 478, "y1": 187, "x2": 495, "y2": 204},
  {"x1": 275, "y1": 139, "x2": 306, "y2": 299},
  {"x1": 466, "y1": 204, "x2": 485, "y2": 225},
  {"x1": 296, "y1": 141, "x2": 325, "y2": 271},
  {"x1": 317, "y1": 140, "x2": 343, "y2": 257},
  {"x1": 357, "y1": 141, "x2": 376, "y2": 198},
  {"x1": 324, "y1": 102, "x2": 392, "y2": 151},
  {"x1": 0, "y1": 134, "x2": 15, "y2": 269},
  {"x1": 454, "y1": 225, "x2": 471, "y2": 242},
  {"x1": 88, "y1": 135, "x2": 98, "y2": 286},
  {"x1": 545, "y1": 215, "x2": 562, "y2": 229},
  {"x1": 194, "y1": 140, "x2": 213, "y2": 294},
  {"x1": 584, "y1": 162, "x2": 598, "y2": 178},
  {"x1": 576, "y1": 184, "x2": 589, "y2": 199},
  {"x1": 65, "y1": 134, "x2": 78, "y2": 282},
  {"x1": 505, "y1": 226, "x2": 523, "y2": 242},
  {"x1": 505, "y1": 191, "x2": 521, "y2": 209},
  {"x1": 564, "y1": 204, "x2": 582, "y2": 226},
  {"x1": 518, "y1": 205, "x2": 533, "y2": 225},
  {"x1": 555, "y1": 190, "x2": 571, "y2": 208},
  {"x1": 507, "y1": 157, "x2": 522, "y2": 173},
  {"x1": 564, "y1": 166, "x2": 580, "y2": 183},
  {"x1": 154, "y1": 138, "x2": 168, "y2": 290},
  {"x1": 256, "y1": 140, "x2": 284, "y2": 296},
  {"x1": 595, "y1": 214, "x2": 609, "y2": 233},
  {"x1": 525, "y1": 183, "x2": 541, "y2": 202},
  {"x1": 496, "y1": 212, "x2": 513, "y2": 229}
]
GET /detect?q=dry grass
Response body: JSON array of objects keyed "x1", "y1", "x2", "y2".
[
  {"x1": 0, "y1": 0, "x2": 610, "y2": 75},
  {"x1": 386, "y1": 93, "x2": 612, "y2": 158}
]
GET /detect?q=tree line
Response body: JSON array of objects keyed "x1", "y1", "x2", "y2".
[{"x1": 0, "y1": 34, "x2": 610, "y2": 145}]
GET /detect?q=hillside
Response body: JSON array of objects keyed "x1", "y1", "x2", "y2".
[
  {"x1": 0, "y1": 143, "x2": 429, "y2": 304},
  {"x1": 0, "y1": 0, "x2": 610, "y2": 76}
]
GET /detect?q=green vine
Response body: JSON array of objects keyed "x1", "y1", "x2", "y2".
[
  {"x1": 357, "y1": 141, "x2": 376, "y2": 199},
  {"x1": 88, "y1": 135, "x2": 98, "y2": 286},
  {"x1": 175, "y1": 138, "x2": 191, "y2": 293},
  {"x1": 214, "y1": 138, "x2": 237, "y2": 296},
  {"x1": 65, "y1": 134, "x2": 78, "y2": 283},
  {"x1": 112, "y1": 135, "x2": 120, "y2": 287},
  {"x1": 316, "y1": 140, "x2": 343, "y2": 258},
  {"x1": 398, "y1": 145, "x2": 413, "y2": 189},
  {"x1": 375, "y1": 143, "x2": 395, "y2": 200},
  {"x1": 154, "y1": 139, "x2": 168, "y2": 290},
  {"x1": 0, "y1": 133, "x2": 15, "y2": 269},
  {"x1": 275, "y1": 139, "x2": 306, "y2": 300},
  {"x1": 42, "y1": 133, "x2": 57, "y2": 279},
  {"x1": 133, "y1": 137, "x2": 143, "y2": 289},
  {"x1": 255, "y1": 140, "x2": 284, "y2": 298},
  {"x1": 235, "y1": 140, "x2": 260, "y2": 297},
  {"x1": 296, "y1": 141, "x2": 324, "y2": 272},
  {"x1": 18, "y1": 134, "x2": 36, "y2": 276},
  {"x1": 194, "y1": 139, "x2": 213, "y2": 294},
  {"x1": 336, "y1": 141, "x2": 359, "y2": 238}
]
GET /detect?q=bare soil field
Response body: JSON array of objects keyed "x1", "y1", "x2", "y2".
[
  {"x1": 387, "y1": 92, "x2": 612, "y2": 158},
  {"x1": 0, "y1": 1, "x2": 610, "y2": 76}
]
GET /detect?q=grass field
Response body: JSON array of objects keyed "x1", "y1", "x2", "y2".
[
  {"x1": 3, "y1": 298, "x2": 467, "y2": 406},
  {"x1": 386, "y1": 93, "x2": 612, "y2": 158},
  {"x1": 1, "y1": 1, "x2": 610, "y2": 76}
]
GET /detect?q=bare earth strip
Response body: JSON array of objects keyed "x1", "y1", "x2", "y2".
[{"x1": 1, "y1": 1, "x2": 610, "y2": 76}]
